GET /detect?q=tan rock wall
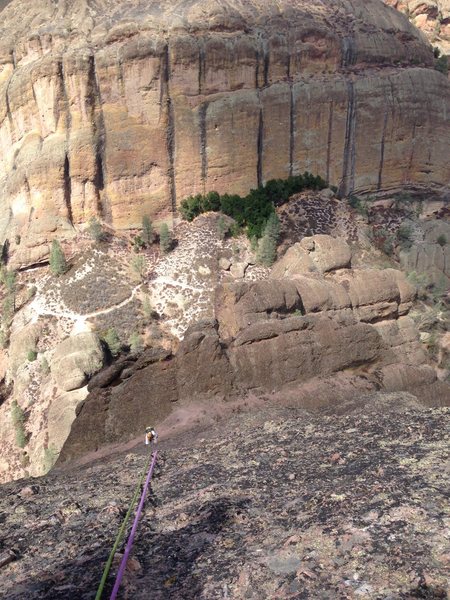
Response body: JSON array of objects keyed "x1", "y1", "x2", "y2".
[{"x1": 0, "y1": 0, "x2": 449, "y2": 265}]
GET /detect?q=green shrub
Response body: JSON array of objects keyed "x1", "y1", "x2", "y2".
[
  {"x1": 128, "y1": 331, "x2": 143, "y2": 354},
  {"x1": 348, "y1": 195, "x2": 368, "y2": 216},
  {"x1": 435, "y1": 55, "x2": 449, "y2": 76},
  {"x1": 27, "y1": 285, "x2": 37, "y2": 301},
  {"x1": 88, "y1": 217, "x2": 107, "y2": 242},
  {"x1": 437, "y1": 234, "x2": 447, "y2": 247},
  {"x1": 217, "y1": 216, "x2": 229, "y2": 240},
  {"x1": 142, "y1": 215, "x2": 155, "y2": 245},
  {"x1": 27, "y1": 349, "x2": 37, "y2": 362},
  {"x1": 49, "y1": 240, "x2": 68, "y2": 276},
  {"x1": 132, "y1": 235, "x2": 145, "y2": 252},
  {"x1": 102, "y1": 328, "x2": 122, "y2": 357},
  {"x1": 131, "y1": 254, "x2": 146, "y2": 279},
  {"x1": 179, "y1": 172, "x2": 326, "y2": 239},
  {"x1": 397, "y1": 223, "x2": 413, "y2": 248},
  {"x1": 257, "y1": 213, "x2": 280, "y2": 266},
  {"x1": 159, "y1": 223, "x2": 172, "y2": 254},
  {"x1": 2, "y1": 294, "x2": 15, "y2": 325}
]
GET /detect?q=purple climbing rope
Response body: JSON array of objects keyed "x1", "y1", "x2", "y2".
[{"x1": 110, "y1": 448, "x2": 158, "y2": 600}]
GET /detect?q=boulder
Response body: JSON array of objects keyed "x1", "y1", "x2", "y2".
[
  {"x1": 215, "y1": 280, "x2": 303, "y2": 339},
  {"x1": 272, "y1": 235, "x2": 351, "y2": 279},
  {"x1": 50, "y1": 333, "x2": 105, "y2": 392},
  {"x1": 176, "y1": 320, "x2": 233, "y2": 401},
  {"x1": 299, "y1": 235, "x2": 352, "y2": 273}
]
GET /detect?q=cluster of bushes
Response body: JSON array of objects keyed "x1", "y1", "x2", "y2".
[
  {"x1": 434, "y1": 47, "x2": 449, "y2": 76},
  {"x1": 179, "y1": 172, "x2": 327, "y2": 239}
]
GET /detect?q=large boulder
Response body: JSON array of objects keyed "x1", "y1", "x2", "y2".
[
  {"x1": 50, "y1": 333, "x2": 105, "y2": 392},
  {"x1": 271, "y1": 235, "x2": 351, "y2": 279}
]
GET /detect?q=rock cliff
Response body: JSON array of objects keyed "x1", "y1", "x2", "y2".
[
  {"x1": 385, "y1": 0, "x2": 450, "y2": 54},
  {"x1": 0, "y1": 0, "x2": 449, "y2": 266},
  {"x1": 58, "y1": 235, "x2": 445, "y2": 465}
]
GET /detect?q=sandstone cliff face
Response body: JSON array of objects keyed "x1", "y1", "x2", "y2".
[{"x1": 0, "y1": 0, "x2": 449, "y2": 265}]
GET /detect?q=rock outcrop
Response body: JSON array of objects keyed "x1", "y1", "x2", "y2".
[
  {"x1": 384, "y1": 0, "x2": 450, "y2": 54},
  {"x1": 50, "y1": 332, "x2": 104, "y2": 392},
  {"x1": 59, "y1": 236, "x2": 443, "y2": 463},
  {"x1": 0, "y1": 0, "x2": 449, "y2": 265}
]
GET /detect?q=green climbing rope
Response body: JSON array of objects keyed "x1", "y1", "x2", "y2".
[{"x1": 95, "y1": 450, "x2": 154, "y2": 600}]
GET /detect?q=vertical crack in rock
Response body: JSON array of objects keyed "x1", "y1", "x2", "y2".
[
  {"x1": 4, "y1": 73, "x2": 15, "y2": 135},
  {"x1": 63, "y1": 154, "x2": 73, "y2": 226},
  {"x1": 289, "y1": 83, "x2": 295, "y2": 177},
  {"x1": 57, "y1": 60, "x2": 71, "y2": 132},
  {"x1": 341, "y1": 36, "x2": 356, "y2": 68},
  {"x1": 339, "y1": 81, "x2": 356, "y2": 197},
  {"x1": 257, "y1": 100, "x2": 264, "y2": 187},
  {"x1": 263, "y1": 48, "x2": 269, "y2": 87},
  {"x1": 408, "y1": 121, "x2": 417, "y2": 182},
  {"x1": 378, "y1": 108, "x2": 389, "y2": 190},
  {"x1": 117, "y1": 58, "x2": 125, "y2": 98},
  {"x1": 199, "y1": 102, "x2": 208, "y2": 193},
  {"x1": 163, "y1": 44, "x2": 177, "y2": 215},
  {"x1": 88, "y1": 55, "x2": 108, "y2": 220},
  {"x1": 327, "y1": 101, "x2": 334, "y2": 184},
  {"x1": 255, "y1": 48, "x2": 260, "y2": 89},
  {"x1": 198, "y1": 42, "x2": 205, "y2": 95}
]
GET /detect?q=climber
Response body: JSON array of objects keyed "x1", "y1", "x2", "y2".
[{"x1": 145, "y1": 427, "x2": 158, "y2": 446}]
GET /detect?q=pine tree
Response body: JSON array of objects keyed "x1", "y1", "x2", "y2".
[
  {"x1": 257, "y1": 213, "x2": 280, "y2": 267},
  {"x1": 49, "y1": 240, "x2": 68, "y2": 276},
  {"x1": 142, "y1": 215, "x2": 154, "y2": 245},
  {"x1": 103, "y1": 328, "x2": 121, "y2": 356},
  {"x1": 131, "y1": 254, "x2": 146, "y2": 280},
  {"x1": 159, "y1": 223, "x2": 172, "y2": 255},
  {"x1": 128, "y1": 331, "x2": 143, "y2": 354}
]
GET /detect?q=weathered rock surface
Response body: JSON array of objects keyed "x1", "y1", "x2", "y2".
[
  {"x1": 400, "y1": 219, "x2": 450, "y2": 285},
  {"x1": 59, "y1": 236, "x2": 445, "y2": 462},
  {"x1": 385, "y1": 0, "x2": 450, "y2": 54},
  {"x1": 0, "y1": 0, "x2": 449, "y2": 265},
  {"x1": 271, "y1": 233, "x2": 351, "y2": 277},
  {"x1": 50, "y1": 332, "x2": 104, "y2": 392},
  {"x1": 0, "y1": 394, "x2": 449, "y2": 599}
]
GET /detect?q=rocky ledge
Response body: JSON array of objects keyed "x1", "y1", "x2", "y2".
[{"x1": 0, "y1": 392, "x2": 448, "y2": 599}]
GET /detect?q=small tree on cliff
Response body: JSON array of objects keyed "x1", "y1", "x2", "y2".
[
  {"x1": 257, "y1": 213, "x2": 280, "y2": 267},
  {"x1": 49, "y1": 240, "x2": 68, "y2": 276},
  {"x1": 159, "y1": 223, "x2": 172, "y2": 255},
  {"x1": 142, "y1": 215, "x2": 155, "y2": 246},
  {"x1": 88, "y1": 217, "x2": 107, "y2": 243}
]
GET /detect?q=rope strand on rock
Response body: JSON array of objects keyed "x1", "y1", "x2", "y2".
[
  {"x1": 109, "y1": 447, "x2": 158, "y2": 599},
  {"x1": 95, "y1": 446, "x2": 156, "y2": 600}
]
